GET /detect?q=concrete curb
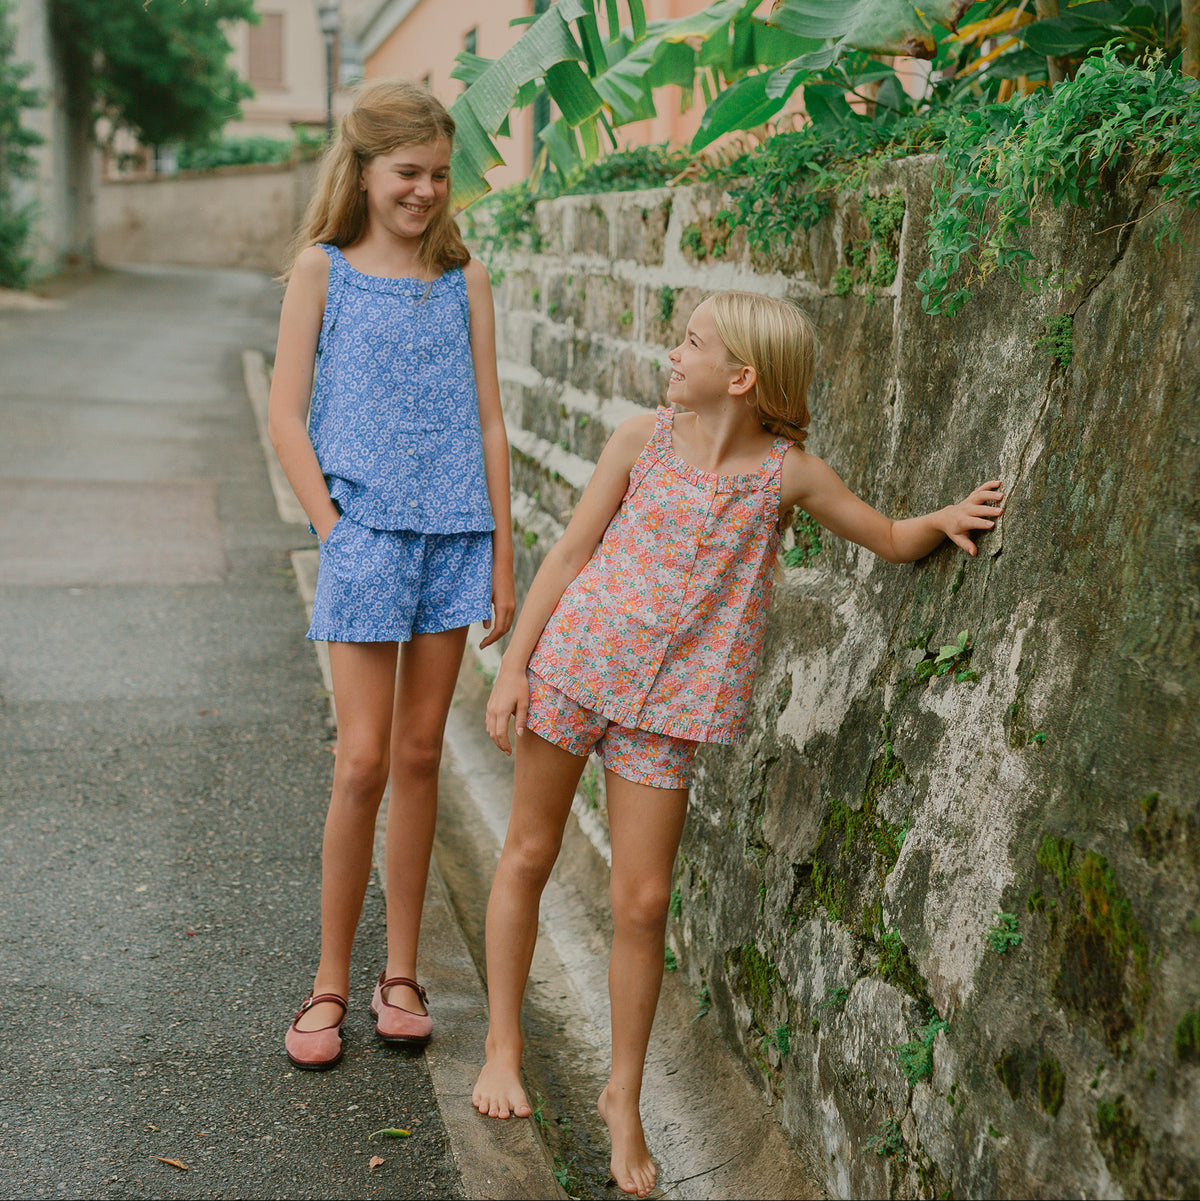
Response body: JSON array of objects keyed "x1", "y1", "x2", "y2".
[{"x1": 242, "y1": 351, "x2": 566, "y2": 1201}]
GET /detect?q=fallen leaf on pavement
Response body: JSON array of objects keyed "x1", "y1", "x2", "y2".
[
  {"x1": 368, "y1": 1155, "x2": 384, "y2": 1170},
  {"x1": 154, "y1": 1157, "x2": 188, "y2": 1171},
  {"x1": 369, "y1": 1128, "x2": 411, "y2": 1139}
]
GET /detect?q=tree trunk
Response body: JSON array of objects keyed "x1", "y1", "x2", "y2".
[
  {"x1": 1035, "y1": 0, "x2": 1071, "y2": 84},
  {"x1": 48, "y1": 0, "x2": 96, "y2": 268},
  {"x1": 1184, "y1": 0, "x2": 1200, "y2": 80}
]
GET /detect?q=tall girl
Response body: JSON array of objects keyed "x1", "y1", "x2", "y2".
[
  {"x1": 472, "y1": 291, "x2": 1003, "y2": 1196},
  {"x1": 269, "y1": 79, "x2": 513, "y2": 1070}
]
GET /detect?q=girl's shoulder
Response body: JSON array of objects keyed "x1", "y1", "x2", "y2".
[
  {"x1": 286, "y1": 244, "x2": 332, "y2": 308},
  {"x1": 780, "y1": 446, "x2": 836, "y2": 506},
  {"x1": 607, "y1": 409, "x2": 658, "y2": 468},
  {"x1": 294, "y1": 243, "x2": 332, "y2": 277},
  {"x1": 460, "y1": 256, "x2": 492, "y2": 299}
]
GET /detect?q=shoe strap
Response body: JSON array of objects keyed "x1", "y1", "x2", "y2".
[
  {"x1": 379, "y1": 975, "x2": 428, "y2": 1005},
  {"x1": 298, "y1": 991, "x2": 348, "y2": 1017}
]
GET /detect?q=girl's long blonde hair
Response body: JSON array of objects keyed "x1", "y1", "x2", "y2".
[
  {"x1": 285, "y1": 78, "x2": 470, "y2": 277},
  {"x1": 707, "y1": 290, "x2": 816, "y2": 450}
]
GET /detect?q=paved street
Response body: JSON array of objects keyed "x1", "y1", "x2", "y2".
[{"x1": 0, "y1": 266, "x2": 462, "y2": 1199}]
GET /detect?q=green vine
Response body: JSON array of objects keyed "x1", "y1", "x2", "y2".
[
  {"x1": 918, "y1": 46, "x2": 1200, "y2": 316},
  {"x1": 0, "y1": 0, "x2": 43, "y2": 288}
]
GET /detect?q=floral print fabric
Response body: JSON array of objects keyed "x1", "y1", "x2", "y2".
[
  {"x1": 306, "y1": 245, "x2": 495, "y2": 534},
  {"x1": 528, "y1": 406, "x2": 790, "y2": 744},
  {"x1": 525, "y1": 672, "x2": 699, "y2": 789}
]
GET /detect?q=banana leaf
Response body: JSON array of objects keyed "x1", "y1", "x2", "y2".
[{"x1": 769, "y1": 0, "x2": 973, "y2": 56}]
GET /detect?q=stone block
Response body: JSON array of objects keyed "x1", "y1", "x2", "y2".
[
  {"x1": 615, "y1": 348, "x2": 668, "y2": 409},
  {"x1": 567, "y1": 334, "x2": 617, "y2": 399},
  {"x1": 570, "y1": 200, "x2": 611, "y2": 258},
  {"x1": 643, "y1": 283, "x2": 705, "y2": 350},
  {"x1": 535, "y1": 201, "x2": 566, "y2": 258},
  {"x1": 582, "y1": 275, "x2": 637, "y2": 340},
  {"x1": 544, "y1": 270, "x2": 586, "y2": 326},
  {"x1": 530, "y1": 319, "x2": 571, "y2": 384},
  {"x1": 613, "y1": 192, "x2": 672, "y2": 265}
]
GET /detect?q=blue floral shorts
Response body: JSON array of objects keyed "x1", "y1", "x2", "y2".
[{"x1": 307, "y1": 516, "x2": 492, "y2": 643}]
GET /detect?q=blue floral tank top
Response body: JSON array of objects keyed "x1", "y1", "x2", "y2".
[{"x1": 306, "y1": 244, "x2": 495, "y2": 534}]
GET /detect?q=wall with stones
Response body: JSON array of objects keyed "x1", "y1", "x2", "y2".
[{"x1": 481, "y1": 157, "x2": 1199, "y2": 1199}]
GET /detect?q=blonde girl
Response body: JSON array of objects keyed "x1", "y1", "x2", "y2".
[
  {"x1": 472, "y1": 290, "x2": 1002, "y2": 1196},
  {"x1": 269, "y1": 79, "x2": 514, "y2": 1069}
]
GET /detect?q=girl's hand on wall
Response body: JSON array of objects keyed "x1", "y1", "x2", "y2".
[
  {"x1": 486, "y1": 667, "x2": 529, "y2": 755},
  {"x1": 937, "y1": 480, "x2": 1005, "y2": 556}
]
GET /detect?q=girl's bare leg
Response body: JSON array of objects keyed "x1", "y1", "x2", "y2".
[
  {"x1": 599, "y1": 771, "x2": 689, "y2": 1198},
  {"x1": 381, "y1": 626, "x2": 469, "y2": 1014},
  {"x1": 296, "y1": 640, "x2": 399, "y2": 1031},
  {"x1": 473, "y1": 731, "x2": 586, "y2": 1117}
]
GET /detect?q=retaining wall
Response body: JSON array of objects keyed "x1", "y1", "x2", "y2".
[
  {"x1": 97, "y1": 160, "x2": 318, "y2": 275},
  {"x1": 483, "y1": 159, "x2": 1200, "y2": 1199}
]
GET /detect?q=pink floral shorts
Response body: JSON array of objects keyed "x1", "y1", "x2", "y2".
[{"x1": 525, "y1": 672, "x2": 699, "y2": 790}]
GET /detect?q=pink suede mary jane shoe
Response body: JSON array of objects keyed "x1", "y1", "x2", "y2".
[
  {"x1": 370, "y1": 972, "x2": 433, "y2": 1047},
  {"x1": 285, "y1": 991, "x2": 348, "y2": 1070}
]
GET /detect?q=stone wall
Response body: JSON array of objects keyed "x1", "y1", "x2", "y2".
[
  {"x1": 97, "y1": 160, "x2": 318, "y2": 275},
  {"x1": 483, "y1": 158, "x2": 1200, "y2": 1199}
]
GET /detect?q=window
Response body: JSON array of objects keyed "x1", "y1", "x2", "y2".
[{"x1": 248, "y1": 12, "x2": 285, "y2": 89}]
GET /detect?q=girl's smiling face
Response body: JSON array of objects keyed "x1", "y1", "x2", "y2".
[
  {"x1": 360, "y1": 139, "x2": 450, "y2": 240},
  {"x1": 667, "y1": 300, "x2": 746, "y2": 410}
]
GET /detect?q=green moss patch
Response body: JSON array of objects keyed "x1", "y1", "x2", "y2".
[
  {"x1": 1038, "y1": 1056, "x2": 1066, "y2": 1116},
  {"x1": 1034, "y1": 835, "x2": 1150, "y2": 1054},
  {"x1": 727, "y1": 941, "x2": 782, "y2": 1026},
  {"x1": 1175, "y1": 1008, "x2": 1200, "y2": 1062}
]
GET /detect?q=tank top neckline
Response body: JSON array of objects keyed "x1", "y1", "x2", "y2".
[
  {"x1": 322, "y1": 243, "x2": 452, "y2": 292},
  {"x1": 657, "y1": 406, "x2": 789, "y2": 489}
]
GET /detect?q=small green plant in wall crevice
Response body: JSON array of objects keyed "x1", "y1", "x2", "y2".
[
  {"x1": 1036, "y1": 314, "x2": 1074, "y2": 368},
  {"x1": 894, "y1": 1016, "x2": 950, "y2": 1086},
  {"x1": 985, "y1": 911, "x2": 1023, "y2": 954},
  {"x1": 864, "y1": 1117, "x2": 906, "y2": 1161},
  {"x1": 784, "y1": 508, "x2": 824, "y2": 568}
]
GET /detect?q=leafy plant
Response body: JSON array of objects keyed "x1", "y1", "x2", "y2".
[
  {"x1": 768, "y1": 1023, "x2": 791, "y2": 1057},
  {"x1": 820, "y1": 983, "x2": 851, "y2": 1012},
  {"x1": 985, "y1": 910, "x2": 1023, "y2": 953},
  {"x1": 894, "y1": 1016, "x2": 950, "y2": 1085},
  {"x1": 0, "y1": 0, "x2": 41, "y2": 288},
  {"x1": 919, "y1": 44, "x2": 1200, "y2": 315},
  {"x1": 1036, "y1": 314, "x2": 1074, "y2": 366},
  {"x1": 784, "y1": 508, "x2": 824, "y2": 567},
  {"x1": 865, "y1": 1116, "x2": 906, "y2": 1161},
  {"x1": 177, "y1": 133, "x2": 321, "y2": 172}
]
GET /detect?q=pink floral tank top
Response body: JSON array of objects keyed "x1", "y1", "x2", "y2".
[{"x1": 528, "y1": 406, "x2": 791, "y2": 744}]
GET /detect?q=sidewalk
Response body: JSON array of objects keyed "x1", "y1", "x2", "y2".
[{"x1": 0, "y1": 265, "x2": 557, "y2": 1201}]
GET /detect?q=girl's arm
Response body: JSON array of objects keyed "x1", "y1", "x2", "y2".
[
  {"x1": 486, "y1": 411, "x2": 656, "y2": 753},
  {"x1": 781, "y1": 449, "x2": 1004, "y2": 564},
  {"x1": 464, "y1": 259, "x2": 515, "y2": 649},
  {"x1": 267, "y1": 245, "x2": 341, "y2": 541}
]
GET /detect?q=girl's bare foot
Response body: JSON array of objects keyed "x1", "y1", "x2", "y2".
[
  {"x1": 472, "y1": 1053, "x2": 532, "y2": 1118},
  {"x1": 598, "y1": 1085, "x2": 656, "y2": 1197}
]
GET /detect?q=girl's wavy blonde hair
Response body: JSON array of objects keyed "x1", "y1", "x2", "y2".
[
  {"x1": 284, "y1": 78, "x2": 470, "y2": 277},
  {"x1": 706, "y1": 290, "x2": 816, "y2": 450}
]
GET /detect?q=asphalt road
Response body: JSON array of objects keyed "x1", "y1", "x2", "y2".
[{"x1": 0, "y1": 267, "x2": 461, "y2": 1199}]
